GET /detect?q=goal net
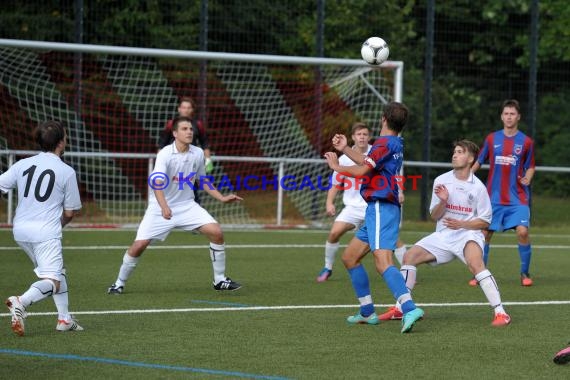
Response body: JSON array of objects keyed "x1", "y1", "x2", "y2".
[{"x1": 0, "y1": 41, "x2": 402, "y2": 227}]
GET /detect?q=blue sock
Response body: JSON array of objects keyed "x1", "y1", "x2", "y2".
[
  {"x1": 483, "y1": 243, "x2": 490, "y2": 266},
  {"x1": 348, "y1": 265, "x2": 374, "y2": 317},
  {"x1": 518, "y1": 244, "x2": 532, "y2": 274},
  {"x1": 382, "y1": 265, "x2": 416, "y2": 313}
]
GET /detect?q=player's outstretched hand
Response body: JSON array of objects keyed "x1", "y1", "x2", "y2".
[
  {"x1": 326, "y1": 203, "x2": 336, "y2": 217},
  {"x1": 332, "y1": 134, "x2": 348, "y2": 151},
  {"x1": 221, "y1": 194, "x2": 243, "y2": 203},
  {"x1": 324, "y1": 152, "x2": 339, "y2": 171}
]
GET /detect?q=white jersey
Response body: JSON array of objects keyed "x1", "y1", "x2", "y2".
[
  {"x1": 0, "y1": 152, "x2": 81, "y2": 242},
  {"x1": 429, "y1": 170, "x2": 492, "y2": 237},
  {"x1": 332, "y1": 145, "x2": 371, "y2": 208},
  {"x1": 150, "y1": 143, "x2": 206, "y2": 209}
]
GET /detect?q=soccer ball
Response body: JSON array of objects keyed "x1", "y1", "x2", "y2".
[{"x1": 361, "y1": 37, "x2": 390, "y2": 65}]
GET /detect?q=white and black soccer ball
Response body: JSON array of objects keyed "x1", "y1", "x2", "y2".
[{"x1": 361, "y1": 37, "x2": 390, "y2": 65}]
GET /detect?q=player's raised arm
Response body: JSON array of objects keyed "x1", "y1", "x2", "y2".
[
  {"x1": 199, "y1": 176, "x2": 243, "y2": 203},
  {"x1": 324, "y1": 152, "x2": 370, "y2": 178},
  {"x1": 429, "y1": 184, "x2": 449, "y2": 221},
  {"x1": 333, "y1": 134, "x2": 367, "y2": 167}
]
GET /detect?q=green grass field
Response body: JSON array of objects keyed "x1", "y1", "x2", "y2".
[{"x1": 1, "y1": 226, "x2": 569, "y2": 379}]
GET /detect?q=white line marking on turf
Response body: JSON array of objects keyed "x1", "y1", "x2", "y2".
[
  {"x1": 1, "y1": 243, "x2": 570, "y2": 251},
  {"x1": 1, "y1": 300, "x2": 568, "y2": 317}
]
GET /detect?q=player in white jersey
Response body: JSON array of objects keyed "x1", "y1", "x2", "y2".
[
  {"x1": 379, "y1": 139, "x2": 511, "y2": 327},
  {"x1": 317, "y1": 123, "x2": 407, "y2": 282},
  {"x1": 0, "y1": 121, "x2": 83, "y2": 336},
  {"x1": 107, "y1": 116, "x2": 243, "y2": 295}
]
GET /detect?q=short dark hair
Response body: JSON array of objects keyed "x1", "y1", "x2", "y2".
[
  {"x1": 172, "y1": 116, "x2": 192, "y2": 131},
  {"x1": 453, "y1": 139, "x2": 480, "y2": 166},
  {"x1": 382, "y1": 102, "x2": 409, "y2": 133},
  {"x1": 501, "y1": 99, "x2": 521, "y2": 114},
  {"x1": 34, "y1": 121, "x2": 66, "y2": 152},
  {"x1": 351, "y1": 122, "x2": 369, "y2": 135},
  {"x1": 179, "y1": 96, "x2": 195, "y2": 108}
]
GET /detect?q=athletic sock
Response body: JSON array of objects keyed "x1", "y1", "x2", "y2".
[
  {"x1": 399, "y1": 264, "x2": 417, "y2": 291},
  {"x1": 383, "y1": 265, "x2": 416, "y2": 313},
  {"x1": 324, "y1": 241, "x2": 339, "y2": 270},
  {"x1": 115, "y1": 251, "x2": 140, "y2": 287},
  {"x1": 394, "y1": 245, "x2": 407, "y2": 265},
  {"x1": 53, "y1": 272, "x2": 70, "y2": 321},
  {"x1": 210, "y1": 242, "x2": 226, "y2": 284},
  {"x1": 347, "y1": 265, "x2": 374, "y2": 317},
  {"x1": 518, "y1": 244, "x2": 532, "y2": 274},
  {"x1": 476, "y1": 269, "x2": 504, "y2": 312},
  {"x1": 394, "y1": 265, "x2": 417, "y2": 312},
  {"x1": 19, "y1": 279, "x2": 56, "y2": 307}
]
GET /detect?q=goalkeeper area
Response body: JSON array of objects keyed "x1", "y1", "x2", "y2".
[
  {"x1": 0, "y1": 225, "x2": 569, "y2": 379},
  {"x1": 0, "y1": 39, "x2": 402, "y2": 227}
]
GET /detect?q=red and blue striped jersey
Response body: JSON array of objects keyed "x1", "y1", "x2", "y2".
[
  {"x1": 477, "y1": 130, "x2": 535, "y2": 206},
  {"x1": 361, "y1": 135, "x2": 403, "y2": 205}
]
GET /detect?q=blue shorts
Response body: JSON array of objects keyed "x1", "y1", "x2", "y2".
[
  {"x1": 355, "y1": 201, "x2": 400, "y2": 250},
  {"x1": 489, "y1": 205, "x2": 530, "y2": 232}
]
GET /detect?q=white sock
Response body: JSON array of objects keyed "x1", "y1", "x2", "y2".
[
  {"x1": 394, "y1": 245, "x2": 407, "y2": 265},
  {"x1": 115, "y1": 251, "x2": 140, "y2": 287},
  {"x1": 53, "y1": 272, "x2": 70, "y2": 321},
  {"x1": 400, "y1": 265, "x2": 417, "y2": 291},
  {"x1": 210, "y1": 242, "x2": 226, "y2": 284},
  {"x1": 324, "y1": 241, "x2": 339, "y2": 270},
  {"x1": 476, "y1": 269, "x2": 505, "y2": 314},
  {"x1": 19, "y1": 279, "x2": 56, "y2": 307},
  {"x1": 396, "y1": 265, "x2": 417, "y2": 312}
]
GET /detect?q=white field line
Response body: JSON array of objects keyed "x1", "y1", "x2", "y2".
[
  {"x1": 0, "y1": 300, "x2": 569, "y2": 318},
  {"x1": 1, "y1": 243, "x2": 570, "y2": 251},
  {"x1": 1, "y1": 228, "x2": 569, "y2": 239}
]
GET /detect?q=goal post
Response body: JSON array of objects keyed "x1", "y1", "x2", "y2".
[{"x1": 0, "y1": 39, "x2": 403, "y2": 227}]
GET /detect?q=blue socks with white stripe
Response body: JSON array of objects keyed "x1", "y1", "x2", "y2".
[
  {"x1": 348, "y1": 264, "x2": 418, "y2": 317},
  {"x1": 347, "y1": 265, "x2": 374, "y2": 317},
  {"x1": 382, "y1": 265, "x2": 417, "y2": 313}
]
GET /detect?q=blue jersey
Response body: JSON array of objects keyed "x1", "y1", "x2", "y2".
[
  {"x1": 477, "y1": 130, "x2": 535, "y2": 206},
  {"x1": 361, "y1": 135, "x2": 403, "y2": 205}
]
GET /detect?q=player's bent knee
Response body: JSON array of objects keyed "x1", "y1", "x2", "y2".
[
  {"x1": 328, "y1": 232, "x2": 342, "y2": 243},
  {"x1": 516, "y1": 228, "x2": 529, "y2": 241},
  {"x1": 200, "y1": 223, "x2": 224, "y2": 243},
  {"x1": 129, "y1": 240, "x2": 150, "y2": 256},
  {"x1": 402, "y1": 247, "x2": 424, "y2": 265},
  {"x1": 341, "y1": 254, "x2": 357, "y2": 269},
  {"x1": 42, "y1": 278, "x2": 60, "y2": 294},
  {"x1": 328, "y1": 223, "x2": 352, "y2": 242}
]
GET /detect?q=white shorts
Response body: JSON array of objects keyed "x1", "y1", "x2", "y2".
[
  {"x1": 415, "y1": 230, "x2": 485, "y2": 266},
  {"x1": 135, "y1": 201, "x2": 217, "y2": 241},
  {"x1": 335, "y1": 204, "x2": 366, "y2": 229},
  {"x1": 17, "y1": 239, "x2": 63, "y2": 281}
]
